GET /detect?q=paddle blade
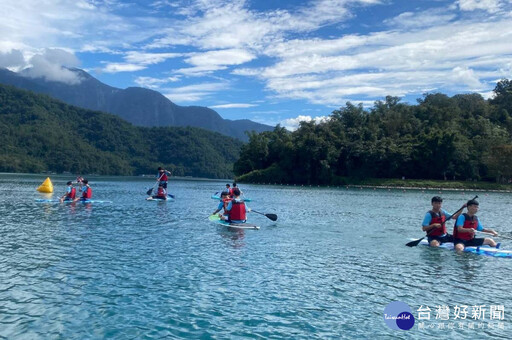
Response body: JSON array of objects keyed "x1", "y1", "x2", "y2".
[
  {"x1": 265, "y1": 213, "x2": 278, "y2": 221},
  {"x1": 406, "y1": 237, "x2": 424, "y2": 247},
  {"x1": 146, "y1": 188, "x2": 153, "y2": 195},
  {"x1": 168, "y1": 194, "x2": 175, "y2": 199}
]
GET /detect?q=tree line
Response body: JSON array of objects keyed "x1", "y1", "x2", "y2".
[
  {"x1": 234, "y1": 80, "x2": 512, "y2": 185},
  {"x1": 0, "y1": 84, "x2": 242, "y2": 178}
]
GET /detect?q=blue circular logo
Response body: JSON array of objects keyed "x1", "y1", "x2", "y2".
[{"x1": 383, "y1": 301, "x2": 415, "y2": 330}]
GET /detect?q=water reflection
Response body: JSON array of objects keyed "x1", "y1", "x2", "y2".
[
  {"x1": 453, "y1": 254, "x2": 483, "y2": 283},
  {"x1": 217, "y1": 227, "x2": 246, "y2": 249}
]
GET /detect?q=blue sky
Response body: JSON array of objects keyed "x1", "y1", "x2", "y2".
[{"x1": 1, "y1": 0, "x2": 512, "y2": 130}]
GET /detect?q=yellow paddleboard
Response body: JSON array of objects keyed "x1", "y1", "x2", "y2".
[{"x1": 37, "y1": 177, "x2": 53, "y2": 193}]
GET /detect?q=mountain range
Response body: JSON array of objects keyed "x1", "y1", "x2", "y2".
[
  {"x1": 0, "y1": 67, "x2": 273, "y2": 141},
  {"x1": 0, "y1": 83, "x2": 242, "y2": 178}
]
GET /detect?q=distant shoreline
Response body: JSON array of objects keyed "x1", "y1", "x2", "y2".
[
  {"x1": 0, "y1": 172, "x2": 232, "y2": 182},
  {"x1": 3, "y1": 173, "x2": 511, "y2": 192},
  {"x1": 237, "y1": 178, "x2": 512, "y2": 193}
]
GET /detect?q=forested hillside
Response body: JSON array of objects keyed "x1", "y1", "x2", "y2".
[
  {"x1": 0, "y1": 84, "x2": 242, "y2": 178},
  {"x1": 235, "y1": 80, "x2": 512, "y2": 185}
]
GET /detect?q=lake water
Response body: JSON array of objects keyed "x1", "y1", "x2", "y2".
[{"x1": 1, "y1": 173, "x2": 511, "y2": 339}]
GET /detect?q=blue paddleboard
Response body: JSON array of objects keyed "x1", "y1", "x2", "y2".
[
  {"x1": 208, "y1": 214, "x2": 259, "y2": 230},
  {"x1": 35, "y1": 199, "x2": 112, "y2": 204},
  {"x1": 211, "y1": 193, "x2": 252, "y2": 202},
  {"x1": 418, "y1": 239, "x2": 512, "y2": 258}
]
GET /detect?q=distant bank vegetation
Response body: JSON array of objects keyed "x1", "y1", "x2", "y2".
[
  {"x1": 235, "y1": 79, "x2": 512, "y2": 186},
  {"x1": 0, "y1": 84, "x2": 242, "y2": 178}
]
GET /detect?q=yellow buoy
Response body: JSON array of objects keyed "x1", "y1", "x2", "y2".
[{"x1": 37, "y1": 177, "x2": 54, "y2": 193}]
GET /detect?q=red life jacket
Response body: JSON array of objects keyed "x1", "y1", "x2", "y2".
[
  {"x1": 159, "y1": 172, "x2": 168, "y2": 181},
  {"x1": 156, "y1": 187, "x2": 166, "y2": 198},
  {"x1": 222, "y1": 197, "x2": 232, "y2": 212},
  {"x1": 229, "y1": 188, "x2": 234, "y2": 196},
  {"x1": 229, "y1": 200, "x2": 246, "y2": 220},
  {"x1": 428, "y1": 211, "x2": 447, "y2": 236},
  {"x1": 453, "y1": 213, "x2": 477, "y2": 240},
  {"x1": 67, "y1": 187, "x2": 76, "y2": 199},
  {"x1": 82, "y1": 186, "x2": 92, "y2": 199}
]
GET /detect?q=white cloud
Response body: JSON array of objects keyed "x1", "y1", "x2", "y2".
[
  {"x1": 1, "y1": 1, "x2": 121, "y2": 47},
  {"x1": 280, "y1": 114, "x2": 331, "y2": 131},
  {"x1": 185, "y1": 49, "x2": 256, "y2": 67},
  {"x1": 479, "y1": 90, "x2": 496, "y2": 99},
  {"x1": 236, "y1": 16, "x2": 512, "y2": 106},
  {"x1": 124, "y1": 51, "x2": 182, "y2": 65},
  {"x1": 163, "y1": 92, "x2": 207, "y2": 102},
  {"x1": 134, "y1": 75, "x2": 181, "y2": 89},
  {"x1": 162, "y1": 82, "x2": 230, "y2": 103},
  {"x1": 0, "y1": 0, "x2": 167, "y2": 64},
  {"x1": 0, "y1": 49, "x2": 25, "y2": 69},
  {"x1": 102, "y1": 63, "x2": 147, "y2": 73},
  {"x1": 249, "y1": 110, "x2": 284, "y2": 115},
  {"x1": 147, "y1": 0, "x2": 384, "y2": 52},
  {"x1": 450, "y1": 66, "x2": 483, "y2": 89},
  {"x1": 210, "y1": 103, "x2": 257, "y2": 108},
  {"x1": 231, "y1": 68, "x2": 261, "y2": 76},
  {"x1": 457, "y1": 0, "x2": 504, "y2": 13},
  {"x1": 23, "y1": 48, "x2": 82, "y2": 84},
  {"x1": 76, "y1": 1, "x2": 96, "y2": 10},
  {"x1": 384, "y1": 9, "x2": 456, "y2": 28},
  {"x1": 174, "y1": 65, "x2": 229, "y2": 76},
  {"x1": 3, "y1": 0, "x2": 512, "y2": 111},
  {"x1": 175, "y1": 48, "x2": 256, "y2": 75}
]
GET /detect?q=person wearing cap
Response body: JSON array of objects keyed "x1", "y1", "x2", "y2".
[
  {"x1": 421, "y1": 196, "x2": 465, "y2": 247},
  {"x1": 453, "y1": 199, "x2": 499, "y2": 251},
  {"x1": 59, "y1": 181, "x2": 77, "y2": 202}
]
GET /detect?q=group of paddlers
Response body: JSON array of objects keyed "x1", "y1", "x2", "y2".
[
  {"x1": 212, "y1": 183, "x2": 249, "y2": 223},
  {"x1": 59, "y1": 176, "x2": 92, "y2": 202},
  {"x1": 422, "y1": 196, "x2": 499, "y2": 251}
]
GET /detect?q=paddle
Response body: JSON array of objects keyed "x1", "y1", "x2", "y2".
[
  {"x1": 147, "y1": 173, "x2": 165, "y2": 196},
  {"x1": 477, "y1": 231, "x2": 512, "y2": 240},
  {"x1": 406, "y1": 195, "x2": 478, "y2": 247},
  {"x1": 250, "y1": 209, "x2": 278, "y2": 221}
]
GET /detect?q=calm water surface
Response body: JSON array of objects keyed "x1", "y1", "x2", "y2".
[{"x1": 1, "y1": 174, "x2": 511, "y2": 339}]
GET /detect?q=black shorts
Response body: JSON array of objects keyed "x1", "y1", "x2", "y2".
[
  {"x1": 428, "y1": 234, "x2": 454, "y2": 244},
  {"x1": 159, "y1": 181, "x2": 168, "y2": 189},
  {"x1": 453, "y1": 238, "x2": 485, "y2": 247}
]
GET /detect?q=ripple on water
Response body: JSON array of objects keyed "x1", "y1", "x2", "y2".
[{"x1": 1, "y1": 176, "x2": 512, "y2": 339}]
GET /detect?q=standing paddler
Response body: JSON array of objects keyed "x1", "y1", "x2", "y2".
[{"x1": 157, "y1": 167, "x2": 172, "y2": 189}]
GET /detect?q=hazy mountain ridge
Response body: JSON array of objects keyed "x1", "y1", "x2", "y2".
[{"x1": 0, "y1": 68, "x2": 273, "y2": 141}]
